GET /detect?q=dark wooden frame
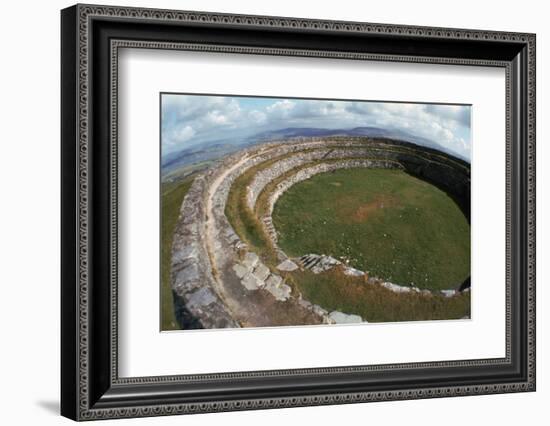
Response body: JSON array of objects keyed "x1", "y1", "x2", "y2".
[{"x1": 61, "y1": 4, "x2": 536, "y2": 421}]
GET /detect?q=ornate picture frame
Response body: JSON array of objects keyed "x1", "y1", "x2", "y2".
[{"x1": 61, "y1": 4, "x2": 535, "y2": 420}]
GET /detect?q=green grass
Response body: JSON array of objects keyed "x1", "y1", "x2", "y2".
[
  {"x1": 161, "y1": 176, "x2": 194, "y2": 331},
  {"x1": 273, "y1": 168, "x2": 470, "y2": 291},
  {"x1": 286, "y1": 268, "x2": 470, "y2": 322}
]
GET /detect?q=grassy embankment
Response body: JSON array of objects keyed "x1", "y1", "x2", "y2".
[
  {"x1": 288, "y1": 269, "x2": 470, "y2": 322},
  {"x1": 160, "y1": 176, "x2": 194, "y2": 331},
  {"x1": 225, "y1": 150, "x2": 470, "y2": 322}
]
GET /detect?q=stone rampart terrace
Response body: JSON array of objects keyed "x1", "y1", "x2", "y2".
[{"x1": 171, "y1": 137, "x2": 470, "y2": 329}]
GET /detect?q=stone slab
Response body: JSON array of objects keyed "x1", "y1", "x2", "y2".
[
  {"x1": 242, "y1": 273, "x2": 262, "y2": 291},
  {"x1": 253, "y1": 263, "x2": 271, "y2": 281},
  {"x1": 242, "y1": 252, "x2": 259, "y2": 269},
  {"x1": 265, "y1": 274, "x2": 282, "y2": 289},
  {"x1": 328, "y1": 311, "x2": 363, "y2": 324},
  {"x1": 312, "y1": 304, "x2": 328, "y2": 317},
  {"x1": 343, "y1": 266, "x2": 365, "y2": 277},
  {"x1": 277, "y1": 259, "x2": 299, "y2": 272},
  {"x1": 381, "y1": 282, "x2": 412, "y2": 293},
  {"x1": 232, "y1": 263, "x2": 249, "y2": 279},
  {"x1": 440, "y1": 289, "x2": 457, "y2": 298},
  {"x1": 266, "y1": 282, "x2": 292, "y2": 301}
]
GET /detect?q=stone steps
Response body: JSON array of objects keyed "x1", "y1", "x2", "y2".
[
  {"x1": 300, "y1": 254, "x2": 321, "y2": 269},
  {"x1": 232, "y1": 253, "x2": 292, "y2": 301},
  {"x1": 299, "y1": 254, "x2": 342, "y2": 274},
  {"x1": 262, "y1": 216, "x2": 278, "y2": 242}
]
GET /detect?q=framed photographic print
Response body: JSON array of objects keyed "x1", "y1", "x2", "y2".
[{"x1": 61, "y1": 4, "x2": 536, "y2": 421}]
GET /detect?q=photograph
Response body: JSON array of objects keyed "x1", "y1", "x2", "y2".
[
  {"x1": 56, "y1": 2, "x2": 536, "y2": 421},
  {"x1": 161, "y1": 94, "x2": 472, "y2": 330}
]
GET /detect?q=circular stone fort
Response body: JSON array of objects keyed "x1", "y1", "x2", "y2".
[{"x1": 170, "y1": 137, "x2": 471, "y2": 329}]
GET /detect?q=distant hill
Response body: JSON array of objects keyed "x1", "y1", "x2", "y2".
[
  {"x1": 161, "y1": 126, "x2": 468, "y2": 176},
  {"x1": 162, "y1": 141, "x2": 238, "y2": 173},
  {"x1": 252, "y1": 126, "x2": 449, "y2": 153}
]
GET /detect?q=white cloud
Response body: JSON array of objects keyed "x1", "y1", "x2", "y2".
[
  {"x1": 174, "y1": 125, "x2": 195, "y2": 142},
  {"x1": 339, "y1": 102, "x2": 471, "y2": 158},
  {"x1": 249, "y1": 110, "x2": 267, "y2": 124},
  {"x1": 266, "y1": 99, "x2": 296, "y2": 119},
  {"x1": 162, "y1": 94, "x2": 471, "y2": 160},
  {"x1": 162, "y1": 95, "x2": 246, "y2": 149}
]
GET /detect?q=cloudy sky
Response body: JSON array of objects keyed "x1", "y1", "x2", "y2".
[{"x1": 161, "y1": 94, "x2": 471, "y2": 160}]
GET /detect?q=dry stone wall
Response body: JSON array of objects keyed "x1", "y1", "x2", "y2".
[
  {"x1": 246, "y1": 147, "x2": 403, "y2": 210},
  {"x1": 170, "y1": 175, "x2": 238, "y2": 329}
]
